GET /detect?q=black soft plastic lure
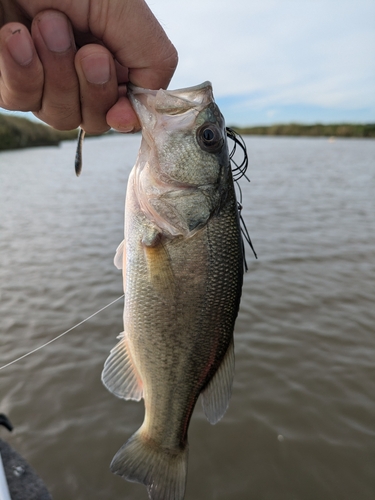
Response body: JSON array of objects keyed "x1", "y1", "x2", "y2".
[{"x1": 74, "y1": 128, "x2": 85, "y2": 177}]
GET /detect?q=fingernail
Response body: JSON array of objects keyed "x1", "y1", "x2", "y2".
[
  {"x1": 6, "y1": 29, "x2": 33, "y2": 66},
  {"x1": 38, "y1": 12, "x2": 71, "y2": 52},
  {"x1": 81, "y1": 54, "x2": 111, "y2": 84}
]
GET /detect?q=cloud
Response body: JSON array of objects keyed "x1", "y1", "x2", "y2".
[{"x1": 151, "y1": 0, "x2": 375, "y2": 123}]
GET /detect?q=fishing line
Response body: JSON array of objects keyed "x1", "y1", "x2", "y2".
[
  {"x1": 226, "y1": 127, "x2": 258, "y2": 265},
  {"x1": 0, "y1": 294, "x2": 124, "y2": 372}
]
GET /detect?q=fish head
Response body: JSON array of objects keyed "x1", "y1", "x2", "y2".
[
  {"x1": 129, "y1": 82, "x2": 229, "y2": 186},
  {"x1": 128, "y1": 82, "x2": 231, "y2": 237}
]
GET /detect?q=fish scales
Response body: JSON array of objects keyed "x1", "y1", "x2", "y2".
[
  {"x1": 127, "y1": 185, "x2": 242, "y2": 442},
  {"x1": 102, "y1": 81, "x2": 244, "y2": 500}
]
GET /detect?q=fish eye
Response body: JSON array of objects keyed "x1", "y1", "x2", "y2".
[
  {"x1": 203, "y1": 128, "x2": 215, "y2": 142},
  {"x1": 197, "y1": 124, "x2": 224, "y2": 153}
]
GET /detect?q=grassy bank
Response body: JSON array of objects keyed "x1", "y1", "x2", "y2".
[
  {"x1": 0, "y1": 113, "x2": 77, "y2": 151},
  {"x1": 231, "y1": 123, "x2": 375, "y2": 138}
]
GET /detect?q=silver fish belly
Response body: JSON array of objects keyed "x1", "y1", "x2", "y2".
[{"x1": 102, "y1": 81, "x2": 243, "y2": 500}]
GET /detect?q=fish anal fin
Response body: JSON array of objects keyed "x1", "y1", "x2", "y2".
[
  {"x1": 101, "y1": 332, "x2": 143, "y2": 401},
  {"x1": 201, "y1": 338, "x2": 235, "y2": 424},
  {"x1": 111, "y1": 429, "x2": 188, "y2": 500}
]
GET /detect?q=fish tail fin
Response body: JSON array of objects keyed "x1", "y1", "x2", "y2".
[{"x1": 111, "y1": 430, "x2": 188, "y2": 500}]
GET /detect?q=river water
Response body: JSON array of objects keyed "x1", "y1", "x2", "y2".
[{"x1": 0, "y1": 134, "x2": 374, "y2": 500}]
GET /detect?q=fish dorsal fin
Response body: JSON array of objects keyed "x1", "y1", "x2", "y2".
[
  {"x1": 101, "y1": 332, "x2": 143, "y2": 401},
  {"x1": 201, "y1": 338, "x2": 235, "y2": 424},
  {"x1": 114, "y1": 240, "x2": 125, "y2": 270}
]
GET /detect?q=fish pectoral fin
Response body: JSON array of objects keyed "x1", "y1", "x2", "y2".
[
  {"x1": 114, "y1": 240, "x2": 125, "y2": 270},
  {"x1": 142, "y1": 228, "x2": 175, "y2": 299},
  {"x1": 201, "y1": 338, "x2": 235, "y2": 425},
  {"x1": 101, "y1": 332, "x2": 143, "y2": 401},
  {"x1": 143, "y1": 244, "x2": 175, "y2": 299}
]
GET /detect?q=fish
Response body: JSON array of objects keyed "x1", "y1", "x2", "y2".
[{"x1": 101, "y1": 81, "x2": 244, "y2": 500}]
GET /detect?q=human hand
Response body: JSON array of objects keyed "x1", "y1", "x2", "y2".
[{"x1": 0, "y1": 0, "x2": 178, "y2": 133}]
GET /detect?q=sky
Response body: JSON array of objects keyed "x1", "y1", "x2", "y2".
[
  {"x1": 2, "y1": 0, "x2": 375, "y2": 126},
  {"x1": 150, "y1": 0, "x2": 375, "y2": 125}
]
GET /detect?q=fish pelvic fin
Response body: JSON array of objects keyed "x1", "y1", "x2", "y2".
[
  {"x1": 201, "y1": 337, "x2": 235, "y2": 424},
  {"x1": 101, "y1": 332, "x2": 143, "y2": 401},
  {"x1": 111, "y1": 430, "x2": 188, "y2": 500}
]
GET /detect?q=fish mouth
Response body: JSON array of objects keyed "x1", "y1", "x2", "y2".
[{"x1": 128, "y1": 81, "x2": 214, "y2": 119}]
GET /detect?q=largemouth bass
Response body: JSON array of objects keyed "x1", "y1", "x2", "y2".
[{"x1": 102, "y1": 81, "x2": 244, "y2": 500}]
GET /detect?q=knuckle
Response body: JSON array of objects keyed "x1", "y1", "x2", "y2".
[
  {"x1": 50, "y1": 119, "x2": 81, "y2": 132},
  {"x1": 36, "y1": 106, "x2": 81, "y2": 131},
  {"x1": 0, "y1": 89, "x2": 41, "y2": 112},
  {"x1": 81, "y1": 120, "x2": 110, "y2": 135},
  {"x1": 2, "y1": 76, "x2": 43, "y2": 106}
]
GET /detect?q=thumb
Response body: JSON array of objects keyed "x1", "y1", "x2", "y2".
[{"x1": 89, "y1": 0, "x2": 178, "y2": 90}]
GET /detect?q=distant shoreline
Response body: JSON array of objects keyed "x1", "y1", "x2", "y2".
[
  {"x1": 1, "y1": 113, "x2": 374, "y2": 152},
  {"x1": 0, "y1": 113, "x2": 77, "y2": 151},
  {"x1": 231, "y1": 123, "x2": 375, "y2": 138}
]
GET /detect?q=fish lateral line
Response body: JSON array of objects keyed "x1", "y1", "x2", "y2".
[{"x1": 0, "y1": 294, "x2": 124, "y2": 372}]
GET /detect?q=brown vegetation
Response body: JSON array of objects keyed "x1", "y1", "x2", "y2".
[
  {"x1": 0, "y1": 113, "x2": 77, "y2": 151},
  {"x1": 231, "y1": 123, "x2": 375, "y2": 138}
]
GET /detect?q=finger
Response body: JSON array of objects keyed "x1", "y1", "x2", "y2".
[
  {"x1": 0, "y1": 22, "x2": 43, "y2": 111},
  {"x1": 89, "y1": 0, "x2": 178, "y2": 90},
  {"x1": 106, "y1": 61, "x2": 140, "y2": 133},
  {"x1": 74, "y1": 44, "x2": 118, "y2": 135},
  {"x1": 31, "y1": 10, "x2": 80, "y2": 130},
  {"x1": 106, "y1": 95, "x2": 140, "y2": 133}
]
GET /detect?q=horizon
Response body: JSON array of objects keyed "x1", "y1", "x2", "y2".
[{"x1": 1, "y1": 109, "x2": 374, "y2": 129}]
